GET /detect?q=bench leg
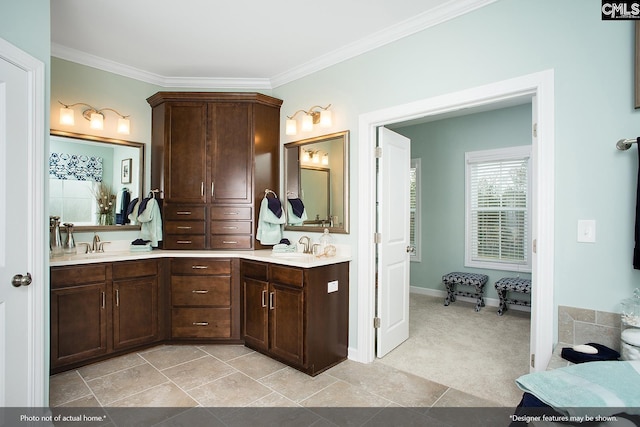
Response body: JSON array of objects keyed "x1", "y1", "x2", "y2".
[
  {"x1": 444, "y1": 282, "x2": 455, "y2": 306},
  {"x1": 497, "y1": 289, "x2": 507, "y2": 316}
]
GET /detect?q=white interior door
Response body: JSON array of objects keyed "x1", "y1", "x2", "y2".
[
  {"x1": 0, "y1": 38, "x2": 46, "y2": 407},
  {"x1": 376, "y1": 127, "x2": 411, "y2": 358}
]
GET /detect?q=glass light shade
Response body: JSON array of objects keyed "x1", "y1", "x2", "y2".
[
  {"x1": 302, "y1": 150, "x2": 310, "y2": 162},
  {"x1": 320, "y1": 109, "x2": 332, "y2": 127},
  {"x1": 301, "y1": 114, "x2": 313, "y2": 132},
  {"x1": 322, "y1": 153, "x2": 329, "y2": 165},
  {"x1": 59, "y1": 107, "x2": 75, "y2": 126},
  {"x1": 117, "y1": 117, "x2": 130, "y2": 135},
  {"x1": 312, "y1": 153, "x2": 320, "y2": 164},
  {"x1": 285, "y1": 118, "x2": 297, "y2": 135},
  {"x1": 90, "y1": 113, "x2": 104, "y2": 130}
]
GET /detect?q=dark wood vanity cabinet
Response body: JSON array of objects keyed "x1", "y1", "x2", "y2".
[
  {"x1": 50, "y1": 260, "x2": 163, "y2": 373},
  {"x1": 241, "y1": 260, "x2": 349, "y2": 376},
  {"x1": 169, "y1": 258, "x2": 241, "y2": 341},
  {"x1": 147, "y1": 92, "x2": 282, "y2": 250}
]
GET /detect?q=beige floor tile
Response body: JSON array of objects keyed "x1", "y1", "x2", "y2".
[
  {"x1": 226, "y1": 351, "x2": 287, "y2": 380},
  {"x1": 56, "y1": 394, "x2": 102, "y2": 408},
  {"x1": 154, "y1": 408, "x2": 226, "y2": 427},
  {"x1": 432, "y1": 387, "x2": 500, "y2": 407},
  {"x1": 245, "y1": 391, "x2": 300, "y2": 407},
  {"x1": 78, "y1": 352, "x2": 147, "y2": 381},
  {"x1": 259, "y1": 367, "x2": 337, "y2": 403},
  {"x1": 49, "y1": 370, "x2": 92, "y2": 407},
  {"x1": 109, "y1": 382, "x2": 197, "y2": 407},
  {"x1": 87, "y1": 363, "x2": 169, "y2": 405},
  {"x1": 161, "y1": 355, "x2": 237, "y2": 391},
  {"x1": 188, "y1": 372, "x2": 272, "y2": 407},
  {"x1": 300, "y1": 380, "x2": 392, "y2": 407},
  {"x1": 141, "y1": 345, "x2": 208, "y2": 370},
  {"x1": 199, "y1": 344, "x2": 255, "y2": 361}
]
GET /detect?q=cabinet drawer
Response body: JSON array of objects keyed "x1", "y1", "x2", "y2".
[
  {"x1": 242, "y1": 261, "x2": 268, "y2": 281},
  {"x1": 270, "y1": 265, "x2": 304, "y2": 288},
  {"x1": 112, "y1": 260, "x2": 157, "y2": 280},
  {"x1": 51, "y1": 265, "x2": 107, "y2": 288},
  {"x1": 210, "y1": 235, "x2": 252, "y2": 250},
  {"x1": 211, "y1": 220, "x2": 252, "y2": 234},
  {"x1": 163, "y1": 235, "x2": 206, "y2": 249},
  {"x1": 172, "y1": 276, "x2": 231, "y2": 306},
  {"x1": 210, "y1": 206, "x2": 252, "y2": 220},
  {"x1": 172, "y1": 308, "x2": 231, "y2": 338},
  {"x1": 171, "y1": 258, "x2": 231, "y2": 275},
  {"x1": 165, "y1": 205, "x2": 206, "y2": 220},
  {"x1": 165, "y1": 220, "x2": 206, "y2": 235}
]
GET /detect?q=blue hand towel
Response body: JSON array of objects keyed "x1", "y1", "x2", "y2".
[{"x1": 257, "y1": 197, "x2": 285, "y2": 244}]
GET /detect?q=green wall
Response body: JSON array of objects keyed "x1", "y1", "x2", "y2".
[{"x1": 394, "y1": 104, "x2": 533, "y2": 301}]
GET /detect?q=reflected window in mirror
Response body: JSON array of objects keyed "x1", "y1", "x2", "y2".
[
  {"x1": 284, "y1": 130, "x2": 349, "y2": 234},
  {"x1": 49, "y1": 130, "x2": 144, "y2": 230}
]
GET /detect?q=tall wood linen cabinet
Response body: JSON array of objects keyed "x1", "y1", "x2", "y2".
[{"x1": 147, "y1": 92, "x2": 283, "y2": 250}]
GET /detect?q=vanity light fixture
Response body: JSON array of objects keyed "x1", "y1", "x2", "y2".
[
  {"x1": 285, "y1": 104, "x2": 332, "y2": 136},
  {"x1": 58, "y1": 101, "x2": 131, "y2": 135},
  {"x1": 301, "y1": 149, "x2": 329, "y2": 166}
]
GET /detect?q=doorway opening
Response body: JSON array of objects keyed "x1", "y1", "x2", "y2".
[{"x1": 355, "y1": 70, "x2": 555, "y2": 374}]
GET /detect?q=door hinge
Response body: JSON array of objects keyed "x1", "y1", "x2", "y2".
[
  {"x1": 375, "y1": 146, "x2": 382, "y2": 158},
  {"x1": 530, "y1": 353, "x2": 535, "y2": 368},
  {"x1": 533, "y1": 123, "x2": 538, "y2": 138},
  {"x1": 374, "y1": 232, "x2": 381, "y2": 244},
  {"x1": 374, "y1": 317, "x2": 381, "y2": 328}
]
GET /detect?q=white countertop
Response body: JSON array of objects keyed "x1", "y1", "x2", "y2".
[{"x1": 49, "y1": 248, "x2": 351, "y2": 269}]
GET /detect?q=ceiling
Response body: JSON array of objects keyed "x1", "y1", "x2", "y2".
[{"x1": 51, "y1": 0, "x2": 495, "y2": 89}]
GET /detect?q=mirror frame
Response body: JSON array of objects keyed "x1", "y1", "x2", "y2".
[
  {"x1": 284, "y1": 130, "x2": 350, "y2": 234},
  {"x1": 50, "y1": 129, "x2": 144, "y2": 232}
]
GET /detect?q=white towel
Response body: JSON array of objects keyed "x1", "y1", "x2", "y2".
[
  {"x1": 133, "y1": 198, "x2": 163, "y2": 247},
  {"x1": 257, "y1": 197, "x2": 285, "y2": 244}
]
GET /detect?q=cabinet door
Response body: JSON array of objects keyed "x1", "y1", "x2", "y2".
[
  {"x1": 50, "y1": 283, "x2": 108, "y2": 368},
  {"x1": 242, "y1": 277, "x2": 268, "y2": 351},
  {"x1": 165, "y1": 102, "x2": 208, "y2": 203},
  {"x1": 112, "y1": 276, "x2": 158, "y2": 350},
  {"x1": 209, "y1": 103, "x2": 252, "y2": 203},
  {"x1": 269, "y1": 283, "x2": 304, "y2": 366}
]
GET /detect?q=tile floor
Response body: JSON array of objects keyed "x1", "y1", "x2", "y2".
[{"x1": 50, "y1": 344, "x2": 502, "y2": 410}]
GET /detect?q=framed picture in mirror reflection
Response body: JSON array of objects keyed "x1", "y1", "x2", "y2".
[{"x1": 121, "y1": 158, "x2": 132, "y2": 184}]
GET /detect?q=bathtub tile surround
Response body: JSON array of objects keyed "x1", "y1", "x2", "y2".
[{"x1": 558, "y1": 305, "x2": 621, "y2": 352}]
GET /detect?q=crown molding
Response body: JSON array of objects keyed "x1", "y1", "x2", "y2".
[
  {"x1": 270, "y1": 0, "x2": 496, "y2": 88},
  {"x1": 52, "y1": 0, "x2": 495, "y2": 90}
]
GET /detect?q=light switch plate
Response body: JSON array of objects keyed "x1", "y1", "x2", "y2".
[
  {"x1": 577, "y1": 219, "x2": 596, "y2": 243},
  {"x1": 327, "y1": 280, "x2": 338, "y2": 293}
]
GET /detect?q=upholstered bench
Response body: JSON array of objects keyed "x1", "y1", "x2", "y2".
[
  {"x1": 495, "y1": 277, "x2": 531, "y2": 316},
  {"x1": 442, "y1": 272, "x2": 489, "y2": 312}
]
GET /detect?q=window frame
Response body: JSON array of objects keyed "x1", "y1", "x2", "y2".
[{"x1": 464, "y1": 145, "x2": 532, "y2": 272}]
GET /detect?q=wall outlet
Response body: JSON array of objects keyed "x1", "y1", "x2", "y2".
[
  {"x1": 577, "y1": 219, "x2": 596, "y2": 243},
  {"x1": 327, "y1": 280, "x2": 338, "y2": 293}
]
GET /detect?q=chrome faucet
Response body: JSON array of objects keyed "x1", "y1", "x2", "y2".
[{"x1": 298, "y1": 236, "x2": 311, "y2": 254}]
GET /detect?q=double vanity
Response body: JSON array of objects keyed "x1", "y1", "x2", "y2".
[{"x1": 50, "y1": 249, "x2": 350, "y2": 376}]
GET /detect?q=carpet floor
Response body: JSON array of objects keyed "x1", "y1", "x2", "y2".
[{"x1": 377, "y1": 293, "x2": 531, "y2": 407}]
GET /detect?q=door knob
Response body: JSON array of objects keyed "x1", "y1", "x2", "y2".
[
  {"x1": 11, "y1": 272, "x2": 32, "y2": 287},
  {"x1": 406, "y1": 246, "x2": 416, "y2": 254}
]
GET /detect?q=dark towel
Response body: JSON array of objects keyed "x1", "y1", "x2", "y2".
[
  {"x1": 288, "y1": 198, "x2": 305, "y2": 218},
  {"x1": 560, "y1": 343, "x2": 620, "y2": 364},
  {"x1": 635, "y1": 137, "x2": 640, "y2": 269},
  {"x1": 131, "y1": 238, "x2": 151, "y2": 245},
  {"x1": 126, "y1": 197, "x2": 139, "y2": 219},
  {"x1": 267, "y1": 197, "x2": 282, "y2": 218}
]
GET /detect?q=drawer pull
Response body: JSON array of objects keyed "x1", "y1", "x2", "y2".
[
  {"x1": 261, "y1": 290, "x2": 267, "y2": 308},
  {"x1": 192, "y1": 322, "x2": 209, "y2": 326},
  {"x1": 224, "y1": 211, "x2": 239, "y2": 215},
  {"x1": 222, "y1": 226, "x2": 238, "y2": 230},
  {"x1": 177, "y1": 226, "x2": 192, "y2": 230},
  {"x1": 101, "y1": 291, "x2": 105, "y2": 309},
  {"x1": 269, "y1": 292, "x2": 275, "y2": 310},
  {"x1": 176, "y1": 211, "x2": 192, "y2": 215},
  {"x1": 222, "y1": 241, "x2": 238, "y2": 244},
  {"x1": 115, "y1": 289, "x2": 120, "y2": 307},
  {"x1": 191, "y1": 265, "x2": 209, "y2": 269},
  {"x1": 177, "y1": 240, "x2": 192, "y2": 244},
  {"x1": 192, "y1": 290, "x2": 209, "y2": 294}
]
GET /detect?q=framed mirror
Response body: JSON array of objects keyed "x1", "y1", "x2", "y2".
[
  {"x1": 49, "y1": 130, "x2": 144, "y2": 231},
  {"x1": 284, "y1": 130, "x2": 349, "y2": 234}
]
